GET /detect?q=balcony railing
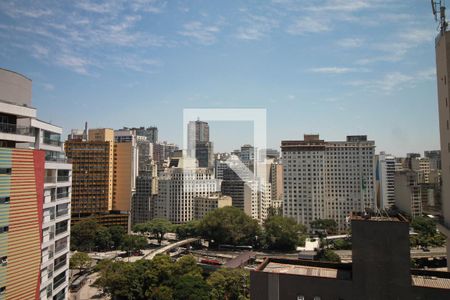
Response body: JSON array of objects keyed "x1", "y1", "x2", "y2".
[
  {"x1": 54, "y1": 259, "x2": 66, "y2": 271},
  {"x1": 45, "y1": 176, "x2": 56, "y2": 183},
  {"x1": 57, "y1": 176, "x2": 70, "y2": 182},
  {"x1": 55, "y1": 243, "x2": 67, "y2": 254},
  {"x1": 45, "y1": 156, "x2": 68, "y2": 163},
  {"x1": 43, "y1": 138, "x2": 62, "y2": 146},
  {"x1": 56, "y1": 192, "x2": 69, "y2": 199},
  {"x1": 55, "y1": 226, "x2": 67, "y2": 236},
  {"x1": 56, "y1": 209, "x2": 68, "y2": 218},
  {"x1": 53, "y1": 274, "x2": 66, "y2": 289},
  {"x1": 0, "y1": 122, "x2": 32, "y2": 136}
]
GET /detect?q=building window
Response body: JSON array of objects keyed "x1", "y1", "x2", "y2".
[
  {"x1": 0, "y1": 168, "x2": 11, "y2": 175},
  {"x1": 297, "y1": 296, "x2": 305, "y2": 300},
  {"x1": 0, "y1": 226, "x2": 9, "y2": 233},
  {"x1": 0, "y1": 256, "x2": 7, "y2": 266},
  {"x1": 0, "y1": 286, "x2": 5, "y2": 294},
  {"x1": 0, "y1": 197, "x2": 9, "y2": 204}
]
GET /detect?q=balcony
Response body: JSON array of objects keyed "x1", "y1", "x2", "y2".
[
  {"x1": 43, "y1": 138, "x2": 62, "y2": 147},
  {"x1": 56, "y1": 192, "x2": 69, "y2": 200},
  {"x1": 45, "y1": 176, "x2": 56, "y2": 184},
  {"x1": 57, "y1": 176, "x2": 70, "y2": 182},
  {"x1": 56, "y1": 209, "x2": 68, "y2": 218},
  {"x1": 54, "y1": 258, "x2": 67, "y2": 272},
  {"x1": 45, "y1": 156, "x2": 68, "y2": 163},
  {"x1": 0, "y1": 122, "x2": 32, "y2": 136},
  {"x1": 53, "y1": 273, "x2": 66, "y2": 289}
]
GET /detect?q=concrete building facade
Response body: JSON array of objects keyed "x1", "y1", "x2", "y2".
[
  {"x1": 281, "y1": 135, "x2": 376, "y2": 230},
  {"x1": 155, "y1": 156, "x2": 220, "y2": 224},
  {"x1": 193, "y1": 193, "x2": 232, "y2": 219},
  {"x1": 394, "y1": 170, "x2": 423, "y2": 218},
  {"x1": 434, "y1": 27, "x2": 450, "y2": 266}
]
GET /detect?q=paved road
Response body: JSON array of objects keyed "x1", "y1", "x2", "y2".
[
  {"x1": 335, "y1": 247, "x2": 447, "y2": 260},
  {"x1": 143, "y1": 238, "x2": 199, "y2": 260},
  {"x1": 69, "y1": 273, "x2": 106, "y2": 300}
]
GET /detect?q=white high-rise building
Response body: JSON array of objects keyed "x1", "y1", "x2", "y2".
[
  {"x1": 281, "y1": 135, "x2": 375, "y2": 230},
  {"x1": 377, "y1": 152, "x2": 396, "y2": 209},
  {"x1": 155, "y1": 156, "x2": 220, "y2": 223}
]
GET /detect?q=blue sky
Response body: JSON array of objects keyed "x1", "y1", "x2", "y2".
[{"x1": 0, "y1": 0, "x2": 440, "y2": 156}]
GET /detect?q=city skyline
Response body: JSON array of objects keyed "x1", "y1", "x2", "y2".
[{"x1": 0, "y1": 0, "x2": 439, "y2": 156}]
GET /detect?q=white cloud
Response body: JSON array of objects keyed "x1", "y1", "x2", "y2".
[
  {"x1": 287, "y1": 17, "x2": 330, "y2": 35},
  {"x1": 179, "y1": 21, "x2": 220, "y2": 45},
  {"x1": 235, "y1": 14, "x2": 279, "y2": 41},
  {"x1": 309, "y1": 67, "x2": 362, "y2": 74},
  {"x1": 336, "y1": 38, "x2": 364, "y2": 48},
  {"x1": 347, "y1": 69, "x2": 435, "y2": 93},
  {"x1": 56, "y1": 53, "x2": 91, "y2": 75},
  {"x1": 306, "y1": 0, "x2": 372, "y2": 12},
  {"x1": 357, "y1": 28, "x2": 435, "y2": 64},
  {"x1": 42, "y1": 83, "x2": 55, "y2": 91}
]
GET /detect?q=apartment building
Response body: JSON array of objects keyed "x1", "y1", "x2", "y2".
[
  {"x1": 411, "y1": 157, "x2": 431, "y2": 184},
  {"x1": 0, "y1": 68, "x2": 71, "y2": 300},
  {"x1": 281, "y1": 134, "x2": 375, "y2": 230},
  {"x1": 395, "y1": 170, "x2": 423, "y2": 218}
]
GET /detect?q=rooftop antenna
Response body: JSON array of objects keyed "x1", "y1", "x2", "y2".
[{"x1": 432, "y1": 0, "x2": 448, "y2": 33}]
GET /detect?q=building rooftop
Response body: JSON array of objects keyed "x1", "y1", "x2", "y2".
[
  {"x1": 257, "y1": 258, "x2": 352, "y2": 280},
  {"x1": 350, "y1": 211, "x2": 408, "y2": 222},
  {"x1": 263, "y1": 262, "x2": 339, "y2": 278}
]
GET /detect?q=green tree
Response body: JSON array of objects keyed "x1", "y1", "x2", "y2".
[
  {"x1": 175, "y1": 220, "x2": 200, "y2": 240},
  {"x1": 262, "y1": 215, "x2": 306, "y2": 251},
  {"x1": 95, "y1": 226, "x2": 113, "y2": 251},
  {"x1": 134, "y1": 218, "x2": 173, "y2": 245},
  {"x1": 330, "y1": 238, "x2": 352, "y2": 250},
  {"x1": 310, "y1": 219, "x2": 338, "y2": 235},
  {"x1": 109, "y1": 225, "x2": 126, "y2": 249},
  {"x1": 316, "y1": 249, "x2": 341, "y2": 263},
  {"x1": 411, "y1": 217, "x2": 445, "y2": 248},
  {"x1": 198, "y1": 206, "x2": 261, "y2": 247},
  {"x1": 120, "y1": 235, "x2": 148, "y2": 256},
  {"x1": 71, "y1": 218, "x2": 100, "y2": 251},
  {"x1": 147, "y1": 286, "x2": 173, "y2": 300},
  {"x1": 173, "y1": 274, "x2": 209, "y2": 300},
  {"x1": 207, "y1": 268, "x2": 250, "y2": 300},
  {"x1": 69, "y1": 252, "x2": 92, "y2": 273}
]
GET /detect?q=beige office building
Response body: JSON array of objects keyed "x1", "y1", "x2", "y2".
[{"x1": 193, "y1": 193, "x2": 232, "y2": 219}]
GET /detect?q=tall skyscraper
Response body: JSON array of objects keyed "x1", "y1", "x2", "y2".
[
  {"x1": 0, "y1": 68, "x2": 72, "y2": 300},
  {"x1": 434, "y1": 8, "x2": 450, "y2": 267},
  {"x1": 281, "y1": 134, "x2": 375, "y2": 230},
  {"x1": 376, "y1": 152, "x2": 396, "y2": 209},
  {"x1": 187, "y1": 120, "x2": 214, "y2": 168},
  {"x1": 131, "y1": 137, "x2": 158, "y2": 225}
]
